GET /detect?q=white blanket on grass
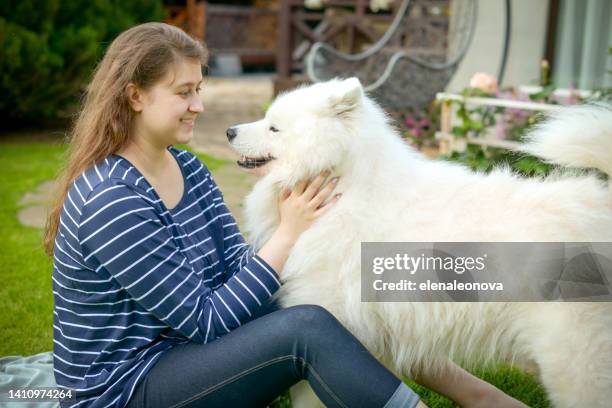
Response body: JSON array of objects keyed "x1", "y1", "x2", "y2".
[{"x1": 0, "y1": 352, "x2": 59, "y2": 407}]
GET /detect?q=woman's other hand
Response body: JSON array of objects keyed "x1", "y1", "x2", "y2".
[
  {"x1": 277, "y1": 171, "x2": 340, "y2": 243},
  {"x1": 256, "y1": 171, "x2": 340, "y2": 277}
]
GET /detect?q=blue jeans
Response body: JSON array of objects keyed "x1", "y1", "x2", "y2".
[{"x1": 126, "y1": 303, "x2": 419, "y2": 408}]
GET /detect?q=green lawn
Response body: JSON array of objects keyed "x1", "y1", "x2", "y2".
[
  {"x1": 0, "y1": 142, "x2": 549, "y2": 407},
  {"x1": 405, "y1": 367, "x2": 550, "y2": 407},
  {"x1": 1, "y1": 142, "x2": 66, "y2": 356}
]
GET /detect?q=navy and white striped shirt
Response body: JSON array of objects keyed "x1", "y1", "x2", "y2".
[{"x1": 52, "y1": 147, "x2": 281, "y2": 408}]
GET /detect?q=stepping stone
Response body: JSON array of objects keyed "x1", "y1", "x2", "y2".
[
  {"x1": 17, "y1": 181, "x2": 56, "y2": 229},
  {"x1": 17, "y1": 205, "x2": 49, "y2": 229},
  {"x1": 18, "y1": 181, "x2": 56, "y2": 207}
]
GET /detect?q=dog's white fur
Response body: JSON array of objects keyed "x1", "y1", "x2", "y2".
[{"x1": 229, "y1": 78, "x2": 612, "y2": 408}]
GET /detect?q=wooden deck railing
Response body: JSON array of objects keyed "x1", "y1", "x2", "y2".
[{"x1": 277, "y1": 0, "x2": 400, "y2": 78}]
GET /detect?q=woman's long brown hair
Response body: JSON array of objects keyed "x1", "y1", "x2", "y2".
[{"x1": 43, "y1": 23, "x2": 208, "y2": 255}]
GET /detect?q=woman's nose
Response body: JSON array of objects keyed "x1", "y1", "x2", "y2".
[{"x1": 189, "y1": 96, "x2": 204, "y2": 113}]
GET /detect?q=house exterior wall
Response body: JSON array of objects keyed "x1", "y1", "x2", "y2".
[{"x1": 447, "y1": 0, "x2": 550, "y2": 91}]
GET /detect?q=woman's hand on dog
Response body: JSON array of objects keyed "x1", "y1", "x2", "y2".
[
  {"x1": 256, "y1": 171, "x2": 340, "y2": 277},
  {"x1": 277, "y1": 171, "x2": 340, "y2": 243}
]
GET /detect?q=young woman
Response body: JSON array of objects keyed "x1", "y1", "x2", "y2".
[{"x1": 45, "y1": 22, "x2": 525, "y2": 408}]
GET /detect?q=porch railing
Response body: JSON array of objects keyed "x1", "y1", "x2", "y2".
[
  {"x1": 435, "y1": 92, "x2": 564, "y2": 155},
  {"x1": 278, "y1": 0, "x2": 452, "y2": 78}
]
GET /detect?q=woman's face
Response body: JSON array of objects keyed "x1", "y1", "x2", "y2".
[{"x1": 133, "y1": 58, "x2": 204, "y2": 147}]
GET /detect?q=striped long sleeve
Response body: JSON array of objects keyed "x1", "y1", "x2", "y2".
[{"x1": 78, "y1": 182, "x2": 280, "y2": 343}]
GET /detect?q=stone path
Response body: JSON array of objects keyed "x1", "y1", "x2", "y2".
[
  {"x1": 17, "y1": 76, "x2": 273, "y2": 230},
  {"x1": 17, "y1": 181, "x2": 56, "y2": 229}
]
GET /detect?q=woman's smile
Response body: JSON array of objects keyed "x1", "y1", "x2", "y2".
[{"x1": 181, "y1": 117, "x2": 195, "y2": 129}]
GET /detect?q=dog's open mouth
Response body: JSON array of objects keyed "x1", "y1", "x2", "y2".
[{"x1": 237, "y1": 154, "x2": 275, "y2": 169}]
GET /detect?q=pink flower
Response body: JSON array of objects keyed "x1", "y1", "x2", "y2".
[
  {"x1": 566, "y1": 85, "x2": 579, "y2": 105},
  {"x1": 495, "y1": 121, "x2": 507, "y2": 140},
  {"x1": 469, "y1": 72, "x2": 498, "y2": 94},
  {"x1": 405, "y1": 117, "x2": 416, "y2": 128},
  {"x1": 410, "y1": 128, "x2": 422, "y2": 138},
  {"x1": 507, "y1": 107, "x2": 530, "y2": 119}
]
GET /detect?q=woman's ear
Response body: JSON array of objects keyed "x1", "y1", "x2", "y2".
[{"x1": 126, "y1": 83, "x2": 144, "y2": 112}]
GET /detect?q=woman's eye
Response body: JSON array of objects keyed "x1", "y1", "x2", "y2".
[
  {"x1": 179, "y1": 91, "x2": 189, "y2": 96},
  {"x1": 196, "y1": 87, "x2": 202, "y2": 94},
  {"x1": 269, "y1": 126, "x2": 279, "y2": 133}
]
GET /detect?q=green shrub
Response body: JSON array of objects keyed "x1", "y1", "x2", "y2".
[{"x1": 0, "y1": 0, "x2": 164, "y2": 121}]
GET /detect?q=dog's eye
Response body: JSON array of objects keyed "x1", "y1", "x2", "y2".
[{"x1": 269, "y1": 126, "x2": 279, "y2": 133}]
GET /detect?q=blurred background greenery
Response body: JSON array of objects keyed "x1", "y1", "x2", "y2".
[{"x1": 0, "y1": 0, "x2": 164, "y2": 123}]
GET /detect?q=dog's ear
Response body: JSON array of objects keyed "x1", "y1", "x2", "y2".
[{"x1": 329, "y1": 77, "x2": 363, "y2": 116}]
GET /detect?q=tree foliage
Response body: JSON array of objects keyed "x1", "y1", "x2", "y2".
[{"x1": 0, "y1": 0, "x2": 164, "y2": 121}]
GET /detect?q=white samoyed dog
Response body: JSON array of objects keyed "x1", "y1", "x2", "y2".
[{"x1": 227, "y1": 78, "x2": 612, "y2": 408}]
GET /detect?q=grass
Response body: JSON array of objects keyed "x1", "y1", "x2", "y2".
[
  {"x1": 0, "y1": 141, "x2": 549, "y2": 407},
  {"x1": 405, "y1": 366, "x2": 550, "y2": 407},
  {"x1": 269, "y1": 364, "x2": 550, "y2": 408},
  {"x1": 0, "y1": 142, "x2": 66, "y2": 356}
]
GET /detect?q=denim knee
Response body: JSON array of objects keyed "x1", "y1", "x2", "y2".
[
  {"x1": 276, "y1": 304, "x2": 339, "y2": 341},
  {"x1": 285, "y1": 304, "x2": 335, "y2": 327}
]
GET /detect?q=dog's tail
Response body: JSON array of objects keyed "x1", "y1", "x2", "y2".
[{"x1": 520, "y1": 103, "x2": 612, "y2": 177}]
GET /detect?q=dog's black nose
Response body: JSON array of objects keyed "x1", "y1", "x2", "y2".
[{"x1": 226, "y1": 127, "x2": 237, "y2": 142}]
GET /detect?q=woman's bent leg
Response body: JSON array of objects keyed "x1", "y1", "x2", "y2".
[{"x1": 127, "y1": 305, "x2": 419, "y2": 408}]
